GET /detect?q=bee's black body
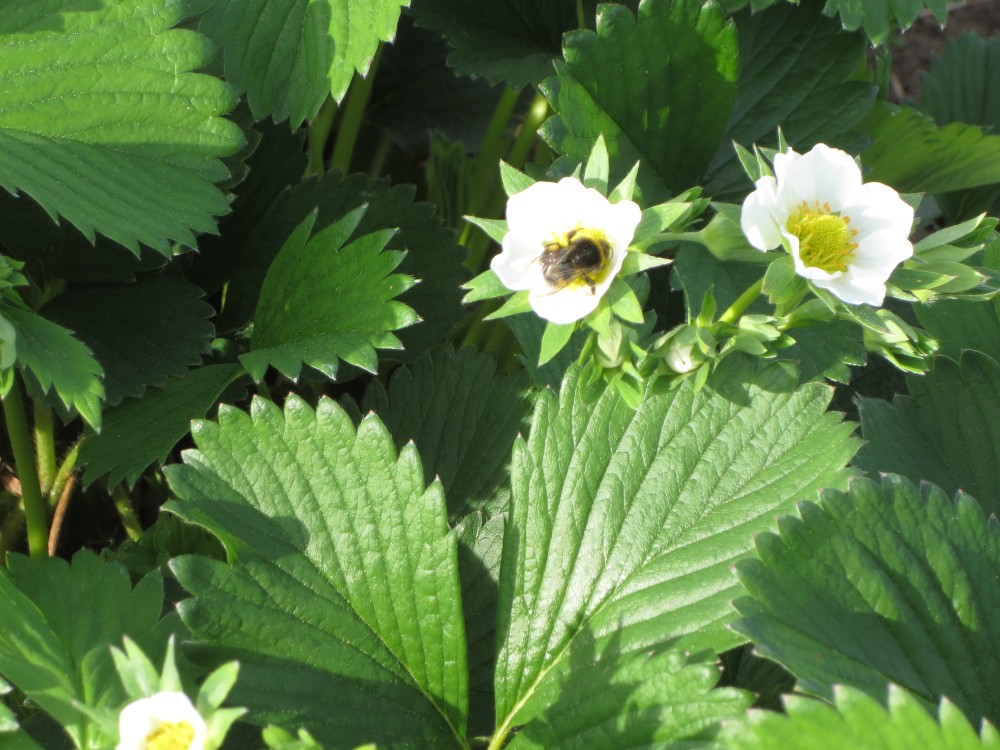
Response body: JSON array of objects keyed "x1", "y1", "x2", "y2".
[{"x1": 540, "y1": 229, "x2": 610, "y2": 292}]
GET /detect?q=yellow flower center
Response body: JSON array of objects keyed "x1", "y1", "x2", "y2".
[
  {"x1": 786, "y1": 201, "x2": 859, "y2": 273},
  {"x1": 146, "y1": 721, "x2": 196, "y2": 750}
]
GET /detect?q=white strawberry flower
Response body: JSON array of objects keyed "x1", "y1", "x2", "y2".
[
  {"x1": 491, "y1": 176, "x2": 642, "y2": 324},
  {"x1": 116, "y1": 691, "x2": 207, "y2": 750},
  {"x1": 741, "y1": 143, "x2": 914, "y2": 306}
]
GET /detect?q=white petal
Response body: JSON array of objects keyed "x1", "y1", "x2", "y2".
[
  {"x1": 849, "y1": 229, "x2": 913, "y2": 274},
  {"x1": 779, "y1": 143, "x2": 862, "y2": 211},
  {"x1": 492, "y1": 233, "x2": 542, "y2": 291},
  {"x1": 506, "y1": 179, "x2": 585, "y2": 239},
  {"x1": 741, "y1": 176, "x2": 783, "y2": 250},
  {"x1": 841, "y1": 182, "x2": 914, "y2": 240},
  {"x1": 599, "y1": 198, "x2": 642, "y2": 253},
  {"x1": 772, "y1": 148, "x2": 800, "y2": 185},
  {"x1": 529, "y1": 286, "x2": 601, "y2": 324},
  {"x1": 815, "y1": 272, "x2": 887, "y2": 306}
]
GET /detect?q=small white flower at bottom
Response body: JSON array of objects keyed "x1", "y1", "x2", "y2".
[
  {"x1": 741, "y1": 143, "x2": 914, "y2": 306},
  {"x1": 116, "y1": 692, "x2": 207, "y2": 750},
  {"x1": 492, "y1": 177, "x2": 642, "y2": 324}
]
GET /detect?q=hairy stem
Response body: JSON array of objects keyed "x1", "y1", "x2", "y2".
[
  {"x1": 33, "y1": 400, "x2": 56, "y2": 499},
  {"x1": 3, "y1": 376, "x2": 46, "y2": 558},
  {"x1": 111, "y1": 483, "x2": 143, "y2": 542},
  {"x1": 718, "y1": 276, "x2": 765, "y2": 325},
  {"x1": 47, "y1": 473, "x2": 76, "y2": 556}
]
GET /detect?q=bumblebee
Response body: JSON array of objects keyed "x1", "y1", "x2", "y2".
[{"x1": 539, "y1": 228, "x2": 611, "y2": 293}]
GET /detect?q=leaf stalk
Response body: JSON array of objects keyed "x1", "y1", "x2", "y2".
[{"x1": 3, "y1": 375, "x2": 47, "y2": 557}]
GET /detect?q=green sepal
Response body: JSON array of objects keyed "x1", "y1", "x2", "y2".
[
  {"x1": 583, "y1": 134, "x2": 610, "y2": 194},
  {"x1": 919, "y1": 261, "x2": 988, "y2": 294},
  {"x1": 733, "y1": 141, "x2": 762, "y2": 183},
  {"x1": 464, "y1": 216, "x2": 508, "y2": 245},
  {"x1": 499, "y1": 160, "x2": 536, "y2": 196},
  {"x1": 484, "y1": 291, "x2": 532, "y2": 320},
  {"x1": 696, "y1": 288, "x2": 718, "y2": 328},
  {"x1": 913, "y1": 213, "x2": 993, "y2": 255},
  {"x1": 890, "y1": 266, "x2": 959, "y2": 292},
  {"x1": 695, "y1": 204, "x2": 775, "y2": 263},
  {"x1": 837, "y1": 300, "x2": 892, "y2": 335},
  {"x1": 609, "y1": 161, "x2": 642, "y2": 203},
  {"x1": 606, "y1": 277, "x2": 645, "y2": 324},
  {"x1": 762, "y1": 256, "x2": 809, "y2": 310},
  {"x1": 619, "y1": 250, "x2": 672, "y2": 277},
  {"x1": 463, "y1": 268, "x2": 511, "y2": 303},
  {"x1": 633, "y1": 203, "x2": 697, "y2": 245},
  {"x1": 538, "y1": 321, "x2": 577, "y2": 366},
  {"x1": 585, "y1": 299, "x2": 613, "y2": 337},
  {"x1": 197, "y1": 662, "x2": 240, "y2": 714}
]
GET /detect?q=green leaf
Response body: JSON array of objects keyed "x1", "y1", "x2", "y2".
[
  {"x1": 1, "y1": 304, "x2": 104, "y2": 429},
  {"x1": 360, "y1": 347, "x2": 532, "y2": 521},
  {"x1": 0, "y1": 552, "x2": 167, "y2": 749},
  {"x1": 916, "y1": 297, "x2": 1000, "y2": 363},
  {"x1": 0, "y1": 191, "x2": 168, "y2": 286},
  {"x1": 782, "y1": 321, "x2": 865, "y2": 384},
  {"x1": 723, "y1": 685, "x2": 1000, "y2": 750},
  {"x1": 200, "y1": 0, "x2": 408, "y2": 125},
  {"x1": 0, "y1": 0, "x2": 243, "y2": 254},
  {"x1": 732, "y1": 475, "x2": 1000, "y2": 726},
  {"x1": 455, "y1": 512, "x2": 506, "y2": 738},
  {"x1": 541, "y1": 0, "x2": 738, "y2": 203},
  {"x1": 493, "y1": 356, "x2": 857, "y2": 733},
  {"x1": 861, "y1": 104, "x2": 1000, "y2": 194},
  {"x1": 78, "y1": 364, "x2": 245, "y2": 488},
  {"x1": 191, "y1": 120, "x2": 309, "y2": 297},
  {"x1": 734, "y1": 0, "x2": 948, "y2": 45},
  {"x1": 167, "y1": 396, "x2": 468, "y2": 748},
  {"x1": 40, "y1": 276, "x2": 214, "y2": 406},
  {"x1": 463, "y1": 269, "x2": 512, "y2": 303},
  {"x1": 508, "y1": 643, "x2": 749, "y2": 749},
  {"x1": 409, "y1": 0, "x2": 599, "y2": 87},
  {"x1": 703, "y1": 2, "x2": 875, "y2": 200},
  {"x1": 215, "y1": 171, "x2": 466, "y2": 363},
  {"x1": 922, "y1": 34, "x2": 1000, "y2": 136},
  {"x1": 366, "y1": 16, "x2": 508, "y2": 156},
  {"x1": 855, "y1": 351, "x2": 1000, "y2": 518},
  {"x1": 240, "y1": 209, "x2": 418, "y2": 381},
  {"x1": 921, "y1": 34, "x2": 1000, "y2": 220}
]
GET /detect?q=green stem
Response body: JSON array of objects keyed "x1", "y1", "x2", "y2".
[
  {"x1": 49, "y1": 438, "x2": 82, "y2": 510},
  {"x1": 367, "y1": 131, "x2": 394, "y2": 177},
  {"x1": 33, "y1": 400, "x2": 55, "y2": 498},
  {"x1": 464, "y1": 91, "x2": 551, "y2": 272},
  {"x1": 111, "y1": 483, "x2": 143, "y2": 542},
  {"x1": 3, "y1": 376, "x2": 46, "y2": 558},
  {"x1": 468, "y1": 86, "x2": 521, "y2": 216},
  {"x1": 718, "y1": 276, "x2": 765, "y2": 325},
  {"x1": 506, "y1": 90, "x2": 549, "y2": 169},
  {"x1": 329, "y1": 44, "x2": 384, "y2": 174},
  {"x1": 577, "y1": 0, "x2": 587, "y2": 28},
  {"x1": 305, "y1": 96, "x2": 339, "y2": 178}
]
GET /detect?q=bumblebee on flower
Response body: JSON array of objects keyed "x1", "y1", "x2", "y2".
[{"x1": 490, "y1": 175, "x2": 641, "y2": 324}]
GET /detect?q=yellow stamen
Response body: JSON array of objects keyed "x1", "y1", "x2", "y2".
[
  {"x1": 146, "y1": 721, "x2": 196, "y2": 750},
  {"x1": 786, "y1": 200, "x2": 859, "y2": 273}
]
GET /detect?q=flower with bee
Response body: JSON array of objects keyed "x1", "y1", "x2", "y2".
[{"x1": 490, "y1": 176, "x2": 642, "y2": 324}]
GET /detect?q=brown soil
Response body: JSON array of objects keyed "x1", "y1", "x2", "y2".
[{"x1": 891, "y1": 0, "x2": 1000, "y2": 104}]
